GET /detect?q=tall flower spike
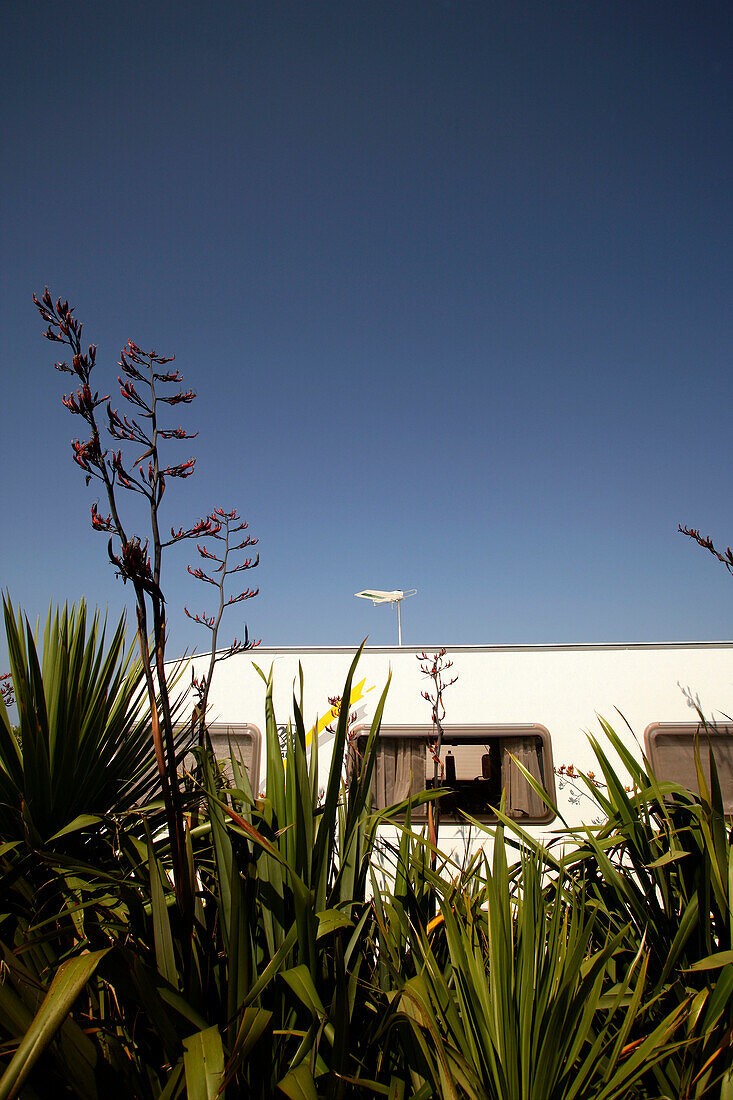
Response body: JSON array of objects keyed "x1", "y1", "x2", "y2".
[
  {"x1": 185, "y1": 507, "x2": 260, "y2": 744},
  {"x1": 36, "y1": 288, "x2": 200, "y2": 936}
]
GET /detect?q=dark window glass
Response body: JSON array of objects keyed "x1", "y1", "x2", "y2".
[{"x1": 351, "y1": 726, "x2": 554, "y2": 824}]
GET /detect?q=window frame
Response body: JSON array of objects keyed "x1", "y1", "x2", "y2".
[
  {"x1": 204, "y1": 722, "x2": 262, "y2": 794},
  {"x1": 350, "y1": 722, "x2": 556, "y2": 825},
  {"x1": 644, "y1": 721, "x2": 733, "y2": 812}
]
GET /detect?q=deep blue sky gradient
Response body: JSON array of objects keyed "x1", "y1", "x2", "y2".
[{"x1": 1, "y1": 1, "x2": 732, "y2": 652}]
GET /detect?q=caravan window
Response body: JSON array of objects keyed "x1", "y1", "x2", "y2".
[
  {"x1": 206, "y1": 723, "x2": 261, "y2": 793},
  {"x1": 350, "y1": 725, "x2": 555, "y2": 824},
  {"x1": 645, "y1": 723, "x2": 733, "y2": 812}
]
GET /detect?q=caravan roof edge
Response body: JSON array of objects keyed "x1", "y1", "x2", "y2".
[{"x1": 186, "y1": 639, "x2": 733, "y2": 660}]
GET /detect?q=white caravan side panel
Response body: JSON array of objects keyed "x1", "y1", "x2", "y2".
[{"x1": 179, "y1": 643, "x2": 733, "y2": 847}]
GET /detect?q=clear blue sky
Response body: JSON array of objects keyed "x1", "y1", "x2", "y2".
[{"x1": 1, "y1": 1, "x2": 732, "y2": 655}]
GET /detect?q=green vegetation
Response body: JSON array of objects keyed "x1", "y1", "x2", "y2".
[{"x1": 1, "y1": 605, "x2": 733, "y2": 1098}]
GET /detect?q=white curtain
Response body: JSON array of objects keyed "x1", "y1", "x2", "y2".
[
  {"x1": 372, "y1": 738, "x2": 426, "y2": 810},
  {"x1": 502, "y1": 737, "x2": 546, "y2": 818}
]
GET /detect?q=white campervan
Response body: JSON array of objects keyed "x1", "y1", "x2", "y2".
[{"x1": 180, "y1": 641, "x2": 733, "y2": 851}]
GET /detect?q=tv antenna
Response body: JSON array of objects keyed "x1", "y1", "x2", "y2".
[{"x1": 354, "y1": 589, "x2": 417, "y2": 646}]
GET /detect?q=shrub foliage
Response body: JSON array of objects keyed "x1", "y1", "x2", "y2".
[{"x1": 1, "y1": 608, "x2": 733, "y2": 1098}]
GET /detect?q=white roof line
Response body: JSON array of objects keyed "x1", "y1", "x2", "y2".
[{"x1": 182, "y1": 639, "x2": 733, "y2": 660}]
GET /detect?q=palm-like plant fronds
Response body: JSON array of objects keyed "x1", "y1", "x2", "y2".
[{"x1": 0, "y1": 598, "x2": 184, "y2": 842}]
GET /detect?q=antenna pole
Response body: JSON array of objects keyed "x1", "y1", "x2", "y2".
[{"x1": 354, "y1": 589, "x2": 416, "y2": 645}]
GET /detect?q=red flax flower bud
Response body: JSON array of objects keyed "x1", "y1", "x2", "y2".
[
  {"x1": 90, "y1": 503, "x2": 115, "y2": 532},
  {"x1": 225, "y1": 588, "x2": 257, "y2": 606},
  {"x1": 119, "y1": 379, "x2": 149, "y2": 410},
  {"x1": 163, "y1": 459, "x2": 195, "y2": 478},
  {"x1": 71, "y1": 437, "x2": 102, "y2": 473},
  {"x1": 197, "y1": 544, "x2": 218, "y2": 559},
  {"x1": 187, "y1": 565, "x2": 217, "y2": 586},
  {"x1": 159, "y1": 426, "x2": 197, "y2": 440},
  {"x1": 118, "y1": 353, "x2": 145, "y2": 381},
  {"x1": 109, "y1": 538, "x2": 154, "y2": 587},
  {"x1": 229, "y1": 556, "x2": 259, "y2": 572},
  {"x1": 163, "y1": 389, "x2": 196, "y2": 406}
]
